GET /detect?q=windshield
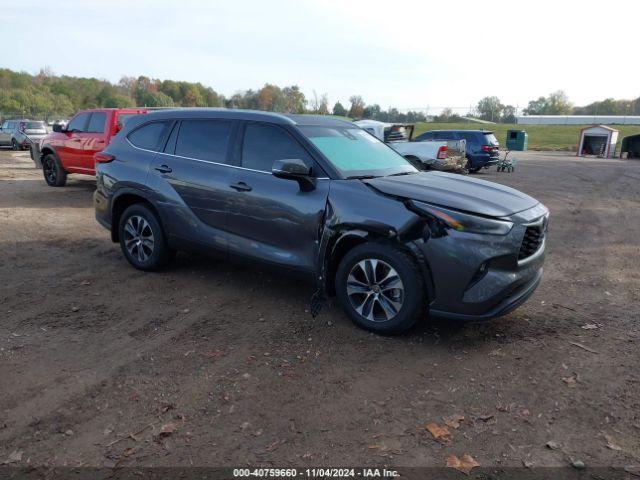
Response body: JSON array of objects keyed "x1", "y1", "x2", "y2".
[{"x1": 300, "y1": 126, "x2": 417, "y2": 178}]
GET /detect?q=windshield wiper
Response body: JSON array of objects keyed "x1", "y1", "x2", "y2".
[
  {"x1": 387, "y1": 171, "x2": 418, "y2": 177},
  {"x1": 345, "y1": 175, "x2": 378, "y2": 180}
]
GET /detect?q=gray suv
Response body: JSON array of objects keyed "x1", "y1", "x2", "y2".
[
  {"x1": 0, "y1": 119, "x2": 48, "y2": 150},
  {"x1": 94, "y1": 109, "x2": 548, "y2": 334}
]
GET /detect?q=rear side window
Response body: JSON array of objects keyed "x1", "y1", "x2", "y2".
[
  {"x1": 66, "y1": 113, "x2": 90, "y2": 133},
  {"x1": 459, "y1": 132, "x2": 477, "y2": 142},
  {"x1": 242, "y1": 123, "x2": 312, "y2": 172},
  {"x1": 434, "y1": 131, "x2": 454, "y2": 140},
  {"x1": 128, "y1": 121, "x2": 171, "y2": 151},
  {"x1": 175, "y1": 120, "x2": 232, "y2": 163},
  {"x1": 87, "y1": 112, "x2": 107, "y2": 133}
]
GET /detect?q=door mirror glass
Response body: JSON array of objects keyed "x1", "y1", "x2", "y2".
[
  {"x1": 272, "y1": 158, "x2": 315, "y2": 191},
  {"x1": 52, "y1": 123, "x2": 63, "y2": 133}
]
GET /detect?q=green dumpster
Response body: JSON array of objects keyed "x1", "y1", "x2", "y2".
[{"x1": 506, "y1": 130, "x2": 528, "y2": 151}]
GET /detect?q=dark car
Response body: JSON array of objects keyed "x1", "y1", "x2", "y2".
[
  {"x1": 415, "y1": 130, "x2": 500, "y2": 172},
  {"x1": 94, "y1": 109, "x2": 548, "y2": 334}
]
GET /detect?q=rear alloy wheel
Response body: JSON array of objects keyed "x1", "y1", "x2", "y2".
[
  {"x1": 118, "y1": 204, "x2": 174, "y2": 271},
  {"x1": 336, "y1": 243, "x2": 425, "y2": 334},
  {"x1": 11, "y1": 139, "x2": 19, "y2": 151},
  {"x1": 42, "y1": 153, "x2": 67, "y2": 187}
]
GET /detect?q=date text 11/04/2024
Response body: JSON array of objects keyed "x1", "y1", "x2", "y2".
[{"x1": 232, "y1": 468, "x2": 399, "y2": 478}]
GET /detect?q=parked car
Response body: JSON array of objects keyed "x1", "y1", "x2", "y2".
[
  {"x1": 355, "y1": 120, "x2": 467, "y2": 173},
  {"x1": 36, "y1": 108, "x2": 147, "y2": 186},
  {"x1": 94, "y1": 109, "x2": 548, "y2": 334},
  {"x1": 415, "y1": 129, "x2": 500, "y2": 172},
  {"x1": 0, "y1": 119, "x2": 48, "y2": 150}
]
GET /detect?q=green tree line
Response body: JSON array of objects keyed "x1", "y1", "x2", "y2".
[{"x1": 1, "y1": 68, "x2": 638, "y2": 124}]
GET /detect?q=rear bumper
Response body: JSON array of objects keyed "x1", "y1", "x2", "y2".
[
  {"x1": 94, "y1": 189, "x2": 112, "y2": 232},
  {"x1": 468, "y1": 153, "x2": 499, "y2": 168}
]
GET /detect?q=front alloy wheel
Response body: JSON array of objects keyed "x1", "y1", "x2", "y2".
[
  {"x1": 336, "y1": 243, "x2": 425, "y2": 334},
  {"x1": 346, "y1": 259, "x2": 404, "y2": 322}
]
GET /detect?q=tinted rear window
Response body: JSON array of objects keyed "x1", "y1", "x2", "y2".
[
  {"x1": 128, "y1": 122, "x2": 171, "y2": 151},
  {"x1": 459, "y1": 132, "x2": 478, "y2": 141},
  {"x1": 175, "y1": 120, "x2": 232, "y2": 163},
  {"x1": 433, "y1": 131, "x2": 454, "y2": 140}
]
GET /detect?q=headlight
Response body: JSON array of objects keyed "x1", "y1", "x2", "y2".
[{"x1": 410, "y1": 200, "x2": 513, "y2": 235}]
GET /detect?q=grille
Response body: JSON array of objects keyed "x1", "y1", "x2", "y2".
[{"x1": 518, "y1": 224, "x2": 545, "y2": 260}]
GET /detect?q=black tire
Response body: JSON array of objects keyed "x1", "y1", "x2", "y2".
[
  {"x1": 335, "y1": 243, "x2": 425, "y2": 334},
  {"x1": 466, "y1": 158, "x2": 480, "y2": 173},
  {"x1": 118, "y1": 204, "x2": 174, "y2": 271},
  {"x1": 11, "y1": 139, "x2": 19, "y2": 151},
  {"x1": 42, "y1": 153, "x2": 67, "y2": 187}
]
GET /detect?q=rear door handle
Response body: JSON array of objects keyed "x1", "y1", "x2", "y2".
[
  {"x1": 155, "y1": 164, "x2": 172, "y2": 173},
  {"x1": 229, "y1": 181, "x2": 252, "y2": 192}
]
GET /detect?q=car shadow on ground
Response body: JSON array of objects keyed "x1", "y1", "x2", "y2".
[
  {"x1": 163, "y1": 249, "x2": 561, "y2": 347},
  {"x1": 0, "y1": 178, "x2": 96, "y2": 209}
]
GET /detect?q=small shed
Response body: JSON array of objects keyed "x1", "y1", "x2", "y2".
[
  {"x1": 577, "y1": 125, "x2": 618, "y2": 158},
  {"x1": 620, "y1": 134, "x2": 640, "y2": 159}
]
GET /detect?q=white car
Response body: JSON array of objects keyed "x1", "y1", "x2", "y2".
[{"x1": 354, "y1": 119, "x2": 467, "y2": 172}]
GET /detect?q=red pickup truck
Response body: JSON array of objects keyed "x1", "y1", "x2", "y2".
[{"x1": 36, "y1": 108, "x2": 147, "y2": 187}]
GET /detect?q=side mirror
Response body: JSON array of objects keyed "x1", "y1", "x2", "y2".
[
  {"x1": 272, "y1": 158, "x2": 315, "y2": 191},
  {"x1": 52, "y1": 124, "x2": 63, "y2": 133}
]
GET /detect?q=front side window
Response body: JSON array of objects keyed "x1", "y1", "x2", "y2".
[
  {"x1": 300, "y1": 126, "x2": 415, "y2": 178},
  {"x1": 128, "y1": 121, "x2": 171, "y2": 151},
  {"x1": 66, "y1": 113, "x2": 90, "y2": 133},
  {"x1": 87, "y1": 112, "x2": 107, "y2": 133},
  {"x1": 242, "y1": 123, "x2": 312, "y2": 172},
  {"x1": 175, "y1": 120, "x2": 232, "y2": 163}
]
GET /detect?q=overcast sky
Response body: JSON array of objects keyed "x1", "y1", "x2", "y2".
[{"x1": 2, "y1": 0, "x2": 638, "y2": 113}]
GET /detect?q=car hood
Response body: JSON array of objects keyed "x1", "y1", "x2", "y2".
[{"x1": 363, "y1": 171, "x2": 539, "y2": 217}]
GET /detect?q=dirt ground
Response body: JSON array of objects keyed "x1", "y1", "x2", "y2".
[{"x1": 1, "y1": 149, "x2": 639, "y2": 471}]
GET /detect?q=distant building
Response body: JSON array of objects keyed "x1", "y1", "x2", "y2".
[
  {"x1": 516, "y1": 115, "x2": 640, "y2": 125},
  {"x1": 577, "y1": 125, "x2": 619, "y2": 158}
]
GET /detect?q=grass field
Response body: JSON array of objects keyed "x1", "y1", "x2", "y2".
[{"x1": 412, "y1": 122, "x2": 640, "y2": 151}]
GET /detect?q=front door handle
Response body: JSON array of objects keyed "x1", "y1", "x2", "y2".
[
  {"x1": 229, "y1": 181, "x2": 252, "y2": 192},
  {"x1": 155, "y1": 164, "x2": 172, "y2": 174}
]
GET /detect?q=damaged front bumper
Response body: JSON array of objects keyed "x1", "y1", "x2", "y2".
[{"x1": 422, "y1": 205, "x2": 548, "y2": 321}]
